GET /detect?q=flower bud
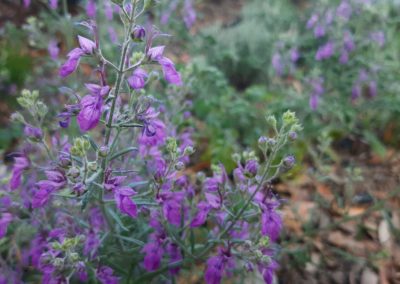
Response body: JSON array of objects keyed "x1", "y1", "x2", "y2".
[
  {"x1": 258, "y1": 136, "x2": 268, "y2": 147},
  {"x1": 232, "y1": 153, "x2": 241, "y2": 164},
  {"x1": 98, "y1": 146, "x2": 108, "y2": 158},
  {"x1": 266, "y1": 115, "x2": 277, "y2": 129},
  {"x1": 59, "y1": 156, "x2": 71, "y2": 168},
  {"x1": 261, "y1": 255, "x2": 271, "y2": 264},
  {"x1": 282, "y1": 155, "x2": 296, "y2": 169},
  {"x1": 245, "y1": 160, "x2": 259, "y2": 177},
  {"x1": 10, "y1": 112, "x2": 25, "y2": 123},
  {"x1": 131, "y1": 26, "x2": 146, "y2": 42},
  {"x1": 259, "y1": 236, "x2": 270, "y2": 247},
  {"x1": 73, "y1": 183, "x2": 85, "y2": 196},
  {"x1": 70, "y1": 252, "x2": 79, "y2": 262},
  {"x1": 288, "y1": 131, "x2": 297, "y2": 141},
  {"x1": 166, "y1": 137, "x2": 178, "y2": 154},
  {"x1": 282, "y1": 110, "x2": 298, "y2": 126},
  {"x1": 67, "y1": 167, "x2": 80, "y2": 179},
  {"x1": 88, "y1": 161, "x2": 97, "y2": 171},
  {"x1": 24, "y1": 125, "x2": 43, "y2": 141},
  {"x1": 175, "y1": 161, "x2": 185, "y2": 171},
  {"x1": 183, "y1": 146, "x2": 195, "y2": 156}
]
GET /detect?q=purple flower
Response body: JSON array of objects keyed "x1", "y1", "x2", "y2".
[
  {"x1": 84, "y1": 231, "x2": 100, "y2": 257},
  {"x1": 75, "y1": 262, "x2": 88, "y2": 282},
  {"x1": 49, "y1": 0, "x2": 58, "y2": 10},
  {"x1": 132, "y1": 26, "x2": 146, "y2": 42},
  {"x1": 166, "y1": 243, "x2": 182, "y2": 275},
  {"x1": 352, "y1": 84, "x2": 362, "y2": 100},
  {"x1": 48, "y1": 39, "x2": 59, "y2": 59},
  {"x1": 369, "y1": 81, "x2": 377, "y2": 97},
  {"x1": 290, "y1": 48, "x2": 300, "y2": 63},
  {"x1": 158, "y1": 57, "x2": 183, "y2": 86},
  {"x1": 104, "y1": 0, "x2": 114, "y2": 20},
  {"x1": 10, "y1": 156, "x2": 29, "y2": 190},
  {"x1": 58, "y1": 103, "x2": 80, "y2": 128},
  {"x1": 96, "y1": 266, "x2": 119, "y2": 284},
  {"x1": 205, "y1": 192, "x2": 222, "y2": 209},
  {"x1": 77, "y1": 94, "x2": 103, "y2": 132},
  {"x1": 0, "y1": 213, "x2": 12, "y2": 239},
  {"x1": 339, "y1": 50, "x2": 349, "y2": 64},
  {"x1": 260, "y1": 201, "x2": 282, "y2": 242},
  {"x1": 245, "y1": 160, "x2": 259, "y2": 176},
  {"x1": 24, "y1": 125, "x2": 43, "y2": 140},
  {"x1": 343, "y1": 31, "x2": 355, "y2": 52},
  {"x1": 183, "y1": 0, "x2": 196, "y2": 29},
  {"x1": 259, "y1": 258, "x2": 279, "y2": 284},
  {"x1": 85, "y1": 83, "x2": 110, "y2": 97},
  {"x1": 128, "y1": 68, "x2": 148, "y2": 90},
  {"x1": 142, "y1": 241, "x2": 164, "y2": 271},
  {"x1": 370, "y1": 31, "x2": 385, "y2": 48},
  {"x1": 59, "y1": 48, "x2": 84, "y2": 78},
  {"x1": 23, "y1": 0, "x2": 31, "y2": 8},
  {"x1": 78, "y1": 35, "x2": 96, "y2": 54},
  {"x1": 336, "y1": 1, "x2": 352, "y2": 21},
  {"x1": 315, "y1": 41, "x2": 334, "y2": 60},
  {"x1": 190, "y1": 201, "x2": 211, "y2": 227},
  {"x1": 86, "y1": 0, "x2": 97, "y2": 18},
  {"x1": 310, "y1": 95, "x2": 319, "y2": 110},
  {"x1": 271, "y1": 53, "x2": 283, "y2": 76},
  {"x1": 205, "y1": 248, "x2": 235, "y2": 284},
  {"x1": 204, "y1": 177, "x2": 220, "y2": 192},
  {"x1": 306, "y1": 14, "x2": 319, "y2": 29},
  {"x1": 114, "y1": 186, "x2": 137, "y2": 218},
  {"x1": 32, "y1": 170, "x2": 66, "y2": 208},
  {"x1": 147, "y1": 46, "x2": 165, "y2": 61},
  {"x1": 314, "y1": 25, "x2": 325, "y2": 38}
]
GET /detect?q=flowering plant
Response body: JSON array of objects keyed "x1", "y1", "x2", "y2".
[{"x1": 1, "y1": 1, "x2": 301, "y2": 283}]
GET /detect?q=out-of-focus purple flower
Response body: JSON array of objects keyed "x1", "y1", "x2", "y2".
[
  {"x1": 32, "y1": 169, "x2": 66, "y2": 208},
  {"x1": 114, "y1": 186, "x2": 137, "y2": 218},
  {"x1": 84, "y1": 231, "x2": 100, "y2": 258},
  {"x1": 325, "y1": 9, "x2": 334, "y2": 25},
  {"x1": 0, "y1": 213, "x2": 12, "y2": 239},
  {"x1": 166, "y1": 243, "x2": 182, "y2": 275},
  {"x1": 108, "y1": 27, "x2": 118, "y2": 44},
  {"x1": 352, "y1": 84, "x2": 362, "y2": 100},
  {"x1": 315, "y1": 41, "x2": 334, "y2": 60},
  {"x1": 314, "y1": 25, "x2": 325, "y2": 38},
  {"x1": 23, "y1": 0, "x2": 31, "y2": 8},
  {"x1": 158, "y1": 57, "x2": 183, "y2": 86},
  {"x1": 290, "y1": 48, "x2": 300, "y2": 63},
  {"x1": 77, "y1": 94, "x2": 103, "y2": 132},
  {"x1": 160, "y1": 0, "x2": 179, "y2": 25},
  {"x1": 142, "y1": 241, "x2": 164, "y2": 271},
  {"x1": 204, "y1": 177, "x2": 220, "y2": 192},
  {"x1": 104, "y1": 0, "x2": 114, "y2": 20},
  {"x1": 259, "y1": 258, "x2": 279, "y2": 284},
  {"x1": 310, "y1": 95, "x2": 319, "y2": 110},
  {"x1": 58, "y1": 103, "x2": 80, "y2": 128},
  {"x1": 78, "y1": 35, "x2": 96, "y2": 54},
  {"x1": 369, "y1": 81, "x2": 377, "y2": 97},
  {"x1": 128, "y1": 68, "x2": 148, "y2": 90},
  {"x1": 370, "y1": 31, "x2": 385, "y2": 48},
  {"x1": 75, "y1": 262, "x2": 88, "y2": 282},
  {"x1": 24, "y1": 125, "x2": 43, "y2": 140},
  {"x1": 183, "y1": 0, "x2": 196, "y2": 29},
  {"x1": 96, "y1": 266, "x2": 119, "y2": 284},
  {"x1": 306, "y1": 14, "x2": 319, "y2": 29},
  {"x1": 132, "y1": 26, "x2": 146, "y2": 42},
  {"x1": 86, "y1": 0, "x2": 97, "y2": 18},
  {"x1": 339, "y1": 50, "x2": 349, "y2": 64},
  {"x1": 10, "y1": 156, "x2": 29, "y2": 190},
  {"x1": 85, "y1": 83, "x2": 110, "y2": 97},
  {"x1": 190, "y1": 202, "x2": 211, "y2": 227},
  {"x1": 271, "y1": 53, "x2": 284, "y2": 76},
  {"x1": 336, "y1": 1, "x2": 352, "y2": 21},
  {"x1": 343, "y1": 31, "x2": 355, "y2": 52},
  {"x1": 205, "y1": 247, "x2": 235, "y2": 284},
  {"x1": 49, "y1": 0, "x2": 58, "y2": 10},
  {"x1": 48, "y1": 39, "x2": 59, "y2": 59}
]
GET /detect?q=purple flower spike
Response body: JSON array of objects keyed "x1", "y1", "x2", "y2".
[
  {"x1": 77, "y1": 95, "x2": 103, "y2": 132},
  {"x1": 183, "y1": 0, "x2": 196, "y2": 29},
  {"x1": 148, "y1": 46, "x2": 165, "y2": 61},
  {"x1": 370, "y1": 31, "x2": 385, "y2": 48},
  {"x1": 336, "y1": 1, "x2": 352, "y2": 21},
  {"x1": 158, "y1": 57, "x2": 182, "y2": 86},
  {"x1": 10, "y1": 156, "x2": 29, "y2": 190},
  {"x1": 315, "y1": 41, "x2": 334, "y2": 61},
  {"x1": 23, "y1": 0, "x2": 31, "y2": 8},
  {"x1": 306, "y1": 14, "x2": 319, "y2": 29},
  {"x1": 190, "y1": 202, "x2": 211, "y2": 227},
  {"x1": 339, "y1": 50, "x2": 349, "y2": 64},
  {"x1": 343, "y1": 31, "x2": 355, "y2": 52},
  {"x1": 49, "y1": 0, "x2": 58, "y2": 10},
  {"x1": 369, "y1": 81, "x2": 377, "y2": 97},
  {"x1": 86, "y1": 0, "x2": 97, "y2": 18},
  {"x1": 310, "y1": 95, "x2": 319, "y2": 110},
  {"x1": 78, "y1": 36, "x2": 96, "y2": 54},
  {"x1": 128, "y1": 68, "x2": 148, "y2": 90},
  {"x1": 290, "y1": 48, "x2": 300, "y2": 63},
  {"x1": 48, "y1": 39, "x2": 59, "y2": 59},
  {"x1": 314, "y1": 25, "x2": 325, "y2": 38},
  {"x1": 352, "y1": 84, "x2": 362, "y2": 101},
  {"x1": 271, "y1": 53, "x2": 283, "y2": 76},
  {"x1": 0, "y1": 213, "x2": 12, "y2": 239},
  {"x1": 96, "y1": 266, "x2": 119, "y2": 284}
]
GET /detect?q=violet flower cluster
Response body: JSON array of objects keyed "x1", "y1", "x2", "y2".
[{"x1": 2, "y1": 1, "x2": 301, "y2": 283}]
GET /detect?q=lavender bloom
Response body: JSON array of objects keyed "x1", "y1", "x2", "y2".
[
  {"x1": 85, "y1": 83, "x2": 110, "y2": 97},
  {"x1": 370, "y1": 31, "x2": 385, "y2": 48},
  {"x1": 147, "y1": 46, "x2": 165, "y2": 61},
  {"x1": 128, "y1": 68, "x2": 148, "y2": 90},
  {"x1": 23, "y1": 0, "x2": 31, "y2": 8},
  {"x1": 24, "y1": 125, "x2": 43, "y2": 140},
  {"x1": 290, "y1": 48, "x2": 300, "y2": 63},
  {"x1": 166, "y1": 243, "x2": 182, "y2": 275},
  {"x1": 49, "y1": 0, "x2": 58, "y2": 9},
  {"x1": 260, "y1": 258, "x2": 279, "y2": 284},
  {"x1": 245, "y1": 160, "x2": 259, "y2": 176},
  {"x1": 314, "y1": 25, "x2": 326, "y2": 38},
  {"x1": 10, "y1": 156, "x2": 29, "y2": 190},
  {"x1": 131, "y1": 26, "x2": 146, "y2": 42},
  {"x1": 84, "y1": 231, "x2": 100, "y2": 257},
  {"x1": 114, "y1": 186, "x2": 137, "y2": 218},
  {"x1": 78, "y1": 36, "x2": 96, "y2": 54},
  {"x1": 48, "y1": 40, "x2": 59, "y2": 59},
  {"x1": 271, "y1": 53, "x2": 283, "y2": 76},
  {"x1": 0, "y1": 213, "x2": 12, "y2": 239},
  {"x1": 339, "y1": 50, "x2": 349, "y2": 64},
  {"x1": 58, "y1": 103, "x2": 80, "y2": 128},
  {"x1": 142, "y1": 241, "x2": 164, "y2": 271},
  {"x1": 158, "y1": 57, "x2": 183, "y2": 86},
  {"x1": 352, "y1": 84, "x2": 362, "y2": 100},
  {"x1": 190, "y1": 202, "x2": 211, "y2": 227},
  {"x1": 183, "y1": 0, "x2": 196, "y2": 29},
  {"x1": 77, "y1": 94, "x2": 103, "y2": 132},
  {"x1": 96, "y1": 266, "x2": 119, "y2": 284},
  {"x1": 86, "y1": 0, "x2": 97, "y2": 18},
  {"x1": 336, "y1": 1, "x2": 352, "y2": 21},
  {"x1": 104, "y1": 0, "x2": 114, "y2": 20},
  {"x1": 306, "y1": 14, "x2": 319, "y2": 29},
  {"x1": 369, "y1": 81, "x2": 377, "y2": 97},
  {"x1": 59, "y1": 48, "x2": 84, "y2": 78},
  {"x1": 315, "y1": 41, "x2": 334, "y2": 60},
  {"x1": 343, "y1": 31, "x2": 355, "y2": 52}
]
